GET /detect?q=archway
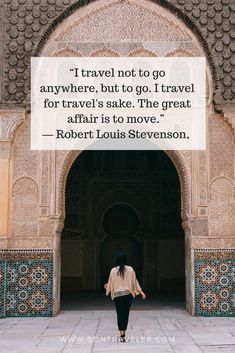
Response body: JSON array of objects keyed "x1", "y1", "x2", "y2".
[
  {"x1": 60, "y1": 150, "x2": 185, "y2": 308},
  {"x1": 37, "y1": 0, "x2": 213, "y2": 315}
]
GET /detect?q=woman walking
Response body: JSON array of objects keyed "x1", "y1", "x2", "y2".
[{"x1": 104, "y1": 252, "x2": 146, "y2": 342}]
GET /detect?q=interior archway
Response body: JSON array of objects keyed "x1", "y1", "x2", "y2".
[
  {"x1": 61, "y1": 150, "x2": 185, "y2": 308},
  {"x1": 101, "y1": 202, "x2": 142, "y2": 287}
]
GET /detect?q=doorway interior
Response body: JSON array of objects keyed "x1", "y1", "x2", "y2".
[{"x1": 60, "y1": 150, "x2": 185, "y2": 309}]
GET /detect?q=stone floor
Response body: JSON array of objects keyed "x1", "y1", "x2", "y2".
[{"x1": 1, "y1": 297, "x2": 235, "y2": 353}]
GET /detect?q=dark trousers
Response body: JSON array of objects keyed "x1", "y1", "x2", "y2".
[{"x1": 113, "y1": 294, "x2": 133, "y2": 331}]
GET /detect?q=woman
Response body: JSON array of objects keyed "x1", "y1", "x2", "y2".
[{"x1": 104, "y1": 252, "x2": 146, "y2": 342}]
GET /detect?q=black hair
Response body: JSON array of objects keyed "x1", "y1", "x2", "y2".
[{"x1": 116, "y1": 252, "x2": 127, "y2": 278}]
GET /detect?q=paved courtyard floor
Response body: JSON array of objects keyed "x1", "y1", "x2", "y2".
[{"x1": 1, "y1": 297, "x2": 235, "y2": 353}]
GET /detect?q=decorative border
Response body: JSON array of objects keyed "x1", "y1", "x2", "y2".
[
  {"x1": 0, "y1": 249, "x2": 53, "y2": 261},
  {"x1": 194, "y1": 249, "x2": 235, "y2": 261}
]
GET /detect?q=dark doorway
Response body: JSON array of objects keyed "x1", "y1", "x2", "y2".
[
  {"x1": 61, "y1": 151, "x2": 185, "y2": 307},
  {"x1": 101, "y1": 203, "x2": 142, "y2": 287}
]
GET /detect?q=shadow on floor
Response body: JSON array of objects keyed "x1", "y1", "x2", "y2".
[{"x1": 61, "y1": 291, "x2": 186, "y2": 311}]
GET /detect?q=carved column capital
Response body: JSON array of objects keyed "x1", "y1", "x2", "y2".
[
  {"x1": 223, "y1": 105, "x2": 235, "y2": 133},
  {"x1": 182, "y1": 217, "x2": 209, "y2": 237},
  {"x1": 49, "y1": 214, "x2": 65, "y2": 234}
]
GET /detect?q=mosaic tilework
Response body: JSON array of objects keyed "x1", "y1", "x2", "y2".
[
  {"x1": 0, "y1": 261, "x2": 5, "y2": 318},
  {"x1": 0, "y1": 250, "x2": 53, "y2": 318},
  {"x1": 194, "y1": 249, "x2": 235, "y2": 316}
]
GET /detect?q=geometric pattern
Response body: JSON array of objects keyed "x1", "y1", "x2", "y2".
[
  {"x1": 2, "y1": 0, "x2": 234, "y2": 107},
  {"x1": 194, "y1": 249, "x2": 235, "y2": 316},
  {"x1": 1, "y1": 248, "x2": 235, "y2": 317},
  {"x1": 0, "y1": 250, "x2": 53, "y2": 318},
  {"x1": 0, "y1": 261, "x2": 5, "y2": 318}
]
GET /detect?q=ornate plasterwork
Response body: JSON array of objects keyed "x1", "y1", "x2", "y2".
[
  {"x1": 56, "y1": 0, "x2": 191, "y2": 43},
  {"x1": 184, "y1": 218, "x2": 209, "y2": 237},
  {"x1": 42, "y1": 0, "x2": 204, "y2": 59},
  {"x1": 0, "y1": 110, "x2": 25, "y2": 140},
  {"x1": 223, "y1": 106, "x2": 235, "y2": 134},
  {"x1": 4, "y1": 0, "x2": 215, "y2": 246},
  {"x1": 0, "y1": 141, "x2": 11, "y2": 158},
  {"x1": 39, "y1": 0, "x2": 214, "y2": 228},
  {"x1": 11, "y1": 176, "x2": 39, "y2": 237},
  {"x1": 37, "y1": 1, "x2": 208, "y2": 226},
  {"x1": 209, "y1": 176, "x2": 235, "y2": 237},
  {"x1": 1, "y1": 0, "x2": 234, "y2": 109},
  {"x1": 209, "y1": 115, "x2": 234, "y2": 180},
  {"x1": 6, "y1": 237, "x2": 54, "y2": 249},
  {"x1": 12, "y1": 115, "x2": 39, "y2": 180},
  {"x1": 194, "y1": 249, "x2": 235, "y2": 261},
  {"x1": 0, "y1": 110, "x2": 25, "y2": 157}
]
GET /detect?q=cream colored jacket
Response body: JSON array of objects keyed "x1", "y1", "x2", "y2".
[{"x1": 105, "y1": 265, "x2": 142, "y2": 300}]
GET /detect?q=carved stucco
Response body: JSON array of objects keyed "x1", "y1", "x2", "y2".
[
  {"x1": 0, "y1": 110, "x2": 25, "y2": 140},
  {"x1": 223, "y1": 106, "x2": 235, "y2": 134},
  {"x1": 40, "y1": 0, "x2": 210, "y2": 228},
  {"x1": 0, "y1": 110, "x2": 25, "y2": 157},
  {"x1": 0, "y1": 0, "x2": 234, "y2": 110},
  {"x1": 4, "y1": 237, "x2": 54, "y2": 249},
  {"x1": 7, "y1": 0, "x2": 216, "y2": 244},
  {"x1": 209, "y1": 115, "x2": 234, "y2": 181},
  {"x1": 12, "y1": 115, "x2": 39, "y2": 180},
  {"x1": 54, "y1": 0, "x2": 191, "y2": 43},
  {"x1": 40, "y1": 0, "x2": 213, "y2": 105},
  {"x1": 41, "y1": 0, "x2": 206, "y2": 66},
  {"x1": 11, "y1": 176, "x2": 38, "y2": 237},
  {"x1": 209, "y1": 176, "x2": 235, "y2": 237}
]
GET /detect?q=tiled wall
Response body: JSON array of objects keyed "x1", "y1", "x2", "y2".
[
  {"x1": 0, "y1": 261, "x2": 5, "y2": 317},
  {"x1": 1, "y1": 248, "x2": 235, "y2": 317},
  {"x1": 194, "y1": 249, "x2": 235, "y2": 316},
  {"x1": 0, "y1": 250, "x2": 53, "y2": 318}
]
